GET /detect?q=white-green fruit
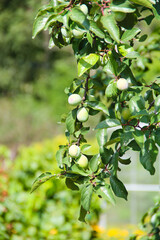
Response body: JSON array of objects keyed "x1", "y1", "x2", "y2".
[
  {"x1": 117, "y1": 78, "x2": 129, "y2": 91},
  {"x1": 72, "y1": 29, "x2": 84, "y2": 38},
  {"x1": 77, "y1": 155, "x2": 88, "y2": 168},
  {"x1": 77, "y1": 107, "x2": 89, "y2": 122},
  {"x1": 68, "y1": 94, "x2": 82, "y2": 106},
  {"x1": 80, "y1": 4, "x2": 88, "y2": 15},
  {"x1": 114, "y1": 12, "x2": 126, "y2": 22},
  {"x1": 121, "y1": 107, "x2": 131, "y2": 120},
  {"x1": 69, "y1": 145, "x2": 80, "y2": 158}
]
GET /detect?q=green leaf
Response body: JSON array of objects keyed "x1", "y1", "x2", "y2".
[
  {"x1": 81, "y1": 144, "x2": 91, "y2": 153},
  {"x1": 56, "y1": 147, "x2": 66, "y2": 168},
  {"x1": 111, "y1": 152, "x2": 119, "y2": 175},
  {"x1": 101, "y1": 14, "x2": 120, "y2": 43},
  {"x1": 105, "y1": 82, "x2": 118, "y2": 98},
  {"x1": 96, "y1": 119, "x2": 121, "y2": 129},
  {"x1": 70, "y1": 7, "x2": 89, "y2": 28},
  {"x1": 133, "y1": 129, "x2": 145, "y2": 148},
  {"x1": 97, "y1": 184, "x2": 115, "y2": 205},
  {"x1": 78, "y1": 205, "x2": 87, "y2": 222},
  {"x1": 81, "y1": 183, "x2": 93, "y2": 211},
  {"x1": 110, "y1": 0, "x2": 136, "y2": 13},
  {"x1": 89, "y1": 154, "x2": 100, "y2": 172},
  {"x1": 66, "y1": 109, "x2": 77, "y2": 134},
  {"x1": 96, "y1": 129, "x2": 108, "y2": 147},
  {"x1": 110, "y1": 176, "x2": 128, "y2": 200},
  {"x1": 32, "y1": 15, "x2": 50, "y2": 39},
  {"x1": 121, "y1": 28, "x2": 141, "y2": 41},
  {"x1": 129, "y1": 95, "x2": 145, "y2": 114},
  {"x1": 118, "y1": 157, "x2": 131, "y2": 165},
  {"x1": 105, "y1": 137, "x2": 121, "y2": 147},
  {"x1": 89, "y1": 20, "x2": 105, "y2": 38},
  {"x1": 85, "y1": 101, "x2": 109, "y2": 115},
  {"x1": 155, "y1": 128, "x2": 160, "y2": 146},
  {"x1": 140, "y1": 139, "x2": 158, "y2": 175},
  {"x1": 155, "y1": 95, "x2": 160, "y2": 112},
  {"x1": 100, "y1": 147, "x2": 112, "y2": 165},
  {"x1": 31, "y1": 172, "x2": 56, "y2": 193},
  {"x1": 72, "y1": 164, "x2": 88, "y2": 176},
  {"x1": 103, "y1": 54, "x2": 118, "y2": 75},
  {"x1": 78, "y1": 54, "x2": 100, "y2": 77},
  {"x1": 129, "y1": 0, "x2": 154, "y2": 9},
  {"x1": 65, "y1": 178, "x2": 79, "y2": 191}
]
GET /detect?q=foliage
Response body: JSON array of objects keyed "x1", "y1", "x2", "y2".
[
  {"x1": 32, "y1": 0, "x2": 160, "y2": 221},
  {"x1": 0, "y1": 138, "x2": 101, "y2": 240},
  {"x1": 129, "y1": 197, "x2": 160, "y2": 240}
]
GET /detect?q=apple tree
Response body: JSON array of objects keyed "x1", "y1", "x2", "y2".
[{"x1": 31, "y1": 0, "x2": 160, "y2": 222}]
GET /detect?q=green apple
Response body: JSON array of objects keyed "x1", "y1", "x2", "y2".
[
  {"x1": 68, "y1": 94, "x2": 82, "y2": 106},
  {"x1": 114, "y1": 12, "x2": 126, "y2": 22},
  {"x1": 77, "y1": 155, "x2": 88, "y2": 168},
  {"x1": 69, "y1": 145, "x2": 80, "y2": 158},
  {"x1": 121, "y1": 107, "x2": 131, "y2": 120},
  {"x1": 80, "y1": 4, "x2": 88, "y2": 15},
  {"x1": 72, "y1": 29, "x2": 84, "y2": 39},
  {"x1": 77, "y1": 107, "x2": 89, "y2": 122},
  {"x1": 117, "y1": 78, "x2": 129, "y2": 91}
]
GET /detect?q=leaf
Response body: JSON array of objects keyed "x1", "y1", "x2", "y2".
[
  {"x1": 89, "y1": 154, "x2": 100, "y2": 172},
  {"x1": 96, "y1": 119, "x2": 121, "y2": 129},
  {"x1": 72, "y1": 164, "x2": 88, "y2": 176},
  {"x1": 97, "y1": 184, "x2": 115, "y2": 205},
  {"x1": 56, "y1": 147, "x2": 66, "y2": 168},
  {"x1": 129, "y1": 0, "x2": 154, "y2": 9},
  {"x1": 66, "y1": 109, "x2": 77, "y2": 134},
  {"x1": 65, "y1": 178, "x2": 79, "y2": 191},
  {"x1": 155, "y1": 95, "x2": 160, "y2": 112},
  {"x1": 81, "y1": 144, "x2": 91, "y2": 153},
  {"x1": 78, "y1": 54, "x2": 100, "y2": 77},
  {"x1": 32, "y1": 15, "x2": 50, "y2": 39},
  {"x1": 85, "y1": 101, "x2": 109, "y2": 115},
  {"x1": 111, "y1": 152, "x2": 119, "y2": 175},
  {"x1": 81, "y1": 183, "x2": 93, "y2": 211},
  {"x1": 103, "y1": 54, "x2": 118, "y2": 75},
  {"x1": 110, "y1": 0, "x2": 136, "y2": 13},
  {"x1": 96, "y1": 129, "x2": 108, "y2": 147},
  {"x1": 78, "y1": 205, "x2": 87, "y2": 222},
  {"x1": 100, "y1": 147, "x2": 112, "y2": 165},
  {"x1": 31, "y1": 172, "x2": 56, "y2": 193},
  {"x1": 155, "y1": 128, "x2": 160, "y2": 146},
  {"x1": 129, "y1": 95, "x2": 145, "y2": 114},
  {"x1": 118, "y1": 157, "x2": 131, "y2": 165},
  {"x1": 110, "y1": 176, "x2": 128, "y2": 200},
  {"x1": 105, "y1": 82, "x2": 118, "y2": 98},
  {"x1": 133, "y1": 129, "x2": 145, "y2": 148},
  {"x1": 140, "y1": 139, "x2": 158, "y2": 175},
  {"x1": 70, "y1": 7, "x2": 89, "y2": 29},
  {"x1": 89, "y1": 20, "x2": 105, "y2": 38},
  {"x1": 121, "y1": 28, "x2": 141, "y2": 41},
  {"x1": 101, "y1": 14, "x2": 120, "y2": 43}
]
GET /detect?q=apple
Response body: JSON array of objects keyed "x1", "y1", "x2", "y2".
[
  {"x1": 77, "y1": 155, "x2": 88, "y2": 168},
  {"x1": 68, "y1": 94, "x2": 82, "y2": 106},
  {"x1": 117, "y1": 78, "x2": 129, "y2": 91},
  {"x1": 69, "y1": 145, "x2": 80, "y2": 158},
  {"x1": 80, "y1": 4, "x2": 88, "y2": 15},
  {"x1": 72, "y1": 29, "x2": 84, "y2": 38},
  {"x1": 114, "y1": 12, "x2": 126, "y2": 22},
  {"x1": 77, "y1": 107, "x2": 89, "y2": 122},
  {"x1": 121, "y1": 107, "x2": 131, "y2": 120}
]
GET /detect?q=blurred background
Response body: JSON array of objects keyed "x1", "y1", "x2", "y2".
[{"x1": 0, "y1": 0, "x2": 160, "y2": 239}]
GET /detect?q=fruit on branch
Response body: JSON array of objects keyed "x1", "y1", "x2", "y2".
[
  {"x1": 69, "y1": 145, "x2": 80, "y2": 158},
  {"x1": 68, "y1": 94, "x2": 82, "y2": 106},
  {"x1": 77, "y1": 107, "x2": 89, "y2": 122},
  {"x1": 121, "y1": 107, "x2": 131, "y2": 120},
  {"x1": 72, "y1": 29, "x2": 84, "y2": 38},
  {"x1": 80, "y1": 4, "x2": 88, "y2": 15},
  {"x1": 77, "y1": 155, "x2": 88, "y2": 168},
  {"x1": 114, "y1": 12, "x2": 126, "y2": 22},
  {"x1": 117, "y1": 78, "x2": 129, "y2": 91}
]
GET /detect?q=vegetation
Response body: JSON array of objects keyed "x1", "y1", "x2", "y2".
[{"x1": 31, "y1": 0, "x2": 160, "y2": 224}]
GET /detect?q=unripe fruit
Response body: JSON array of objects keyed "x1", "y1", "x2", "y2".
[
  {"x1": 77, "y1": 155, "x2": 88, "y2": 168},
  {"x1": 121, "y1": 107, "x2": 131, "y2": 120},
  {"x1": 68, "y1": 94, "x2": 82, "y2": 106},
  {"x1": 69, "y1": 145, "x2": 80, "y2": 158},
  {"x1": 80, "y1": 4, "x2": 88, "y2": 15},
  {"x1": 114, "y1": 12, "x2": 126, "y2": 22},
  {"x1": 117, "y1": 78, "x2": 129, "y2": 91},
  {"x1": 72, "y1": 29, "x2": 83, "y2": 38},
  {"x1": 77, "y1": 107, "x2": 89, "y2": 122}
]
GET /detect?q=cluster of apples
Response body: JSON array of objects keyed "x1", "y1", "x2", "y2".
[{"x1": 69, "y1": 144, "x2": 88, "y2": 168}]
